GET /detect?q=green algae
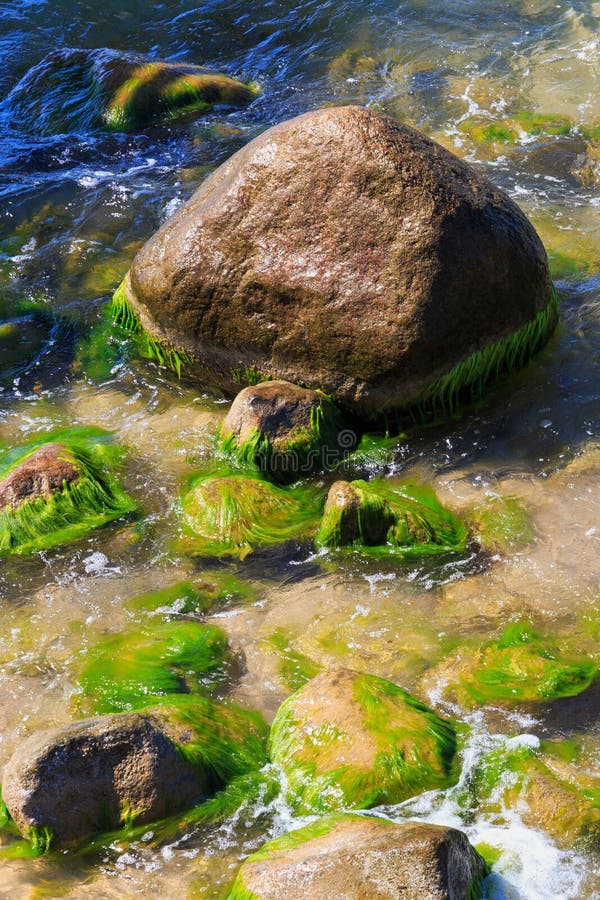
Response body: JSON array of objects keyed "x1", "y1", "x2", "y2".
[
  {"x1": 467, "y1": 494, "x2": 534, "y2": 553},
  {"x1": 103, "y1": 65, "x2": 259, "y2": 131},
  {"x1": 76, "y1": 620, "x2": 235, "y2": 715},
  {"x1": 441, "y1": 619, "x2": 598, "y2": 708},
  {"x1": 123, "y1": 574, "x2": 254, "y2": 618},
  {"x1": 111, "y1": 280, "x2": 192, "y2": 377},
  {"x1": 177, "y1": 470, "x2": 323, "y2": 560},
  {"x1": 316, "y1": 478, "x2": 468, "y2": 558},
  {"x1": 232, "y1": 366, "x2": 271, "y2": 386},
  {"x1": 265, "y1": 629, "x2": 322, "y2": 692},
  {"x1": 410, "y1": 288, "x2": 559, "y2": 422},
  {"x1": 268, "y1": 669, "x2": 457, "y2": 814},
  {"x1": 458, "y1": 112, "x2": 574, "y2": 144},
  {"x1": 0, "y1": 428, "x2": 136, "y2": 557}
]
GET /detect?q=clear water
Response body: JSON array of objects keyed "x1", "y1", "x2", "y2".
[{"x1": 0, "y1": 1, "x2": 599, "y2": 897}]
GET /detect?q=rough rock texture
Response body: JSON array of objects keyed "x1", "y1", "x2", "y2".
[
  {"x1": 220, "y1": 380, "x2": 347, "y2": 483},
  {"x1": 268, "y1": 667, "x2": 456, "y2": 812},
  {"x1": 229, "y1": 814, "x2": 487, "y2": 899},
  {"x1": 0, "y1": 443, "x2": 78, "y2": 510},
  {"x1": 1, "y1": 711, "x2": 209, "y2": 848},
  {"x1": 124, "y1": 104, "x2": 553, "y2": 418}
]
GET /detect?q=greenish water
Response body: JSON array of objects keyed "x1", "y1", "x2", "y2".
[{"x1": 0, "y1": 1, "x2": 599, "y2": 897}]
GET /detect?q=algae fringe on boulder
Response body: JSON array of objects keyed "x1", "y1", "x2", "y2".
[
  {"x1": 111, "y1": 277, "x2": 559, "y2": 424},
  {"x1": 0, "y1": 429, "x2": 136, "y2": 556},
  {"x1": 410, "y1": 285, "x2": 559, "y2": 422}
]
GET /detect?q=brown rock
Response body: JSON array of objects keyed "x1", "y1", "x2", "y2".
[
  {"x1": 124, "y1": 105, "x2": 552, "y2": 419},
  {"x1": 230, "y1": 814, "x2": 487, "y2": 899},
  {"x1": 1, "y1": 712, "x2": 209, "y2": 848},
  {"x1": 318, "y1": 480, "x2": 395, "y2": 545},
  {"x1": 220, "y1": 380, "x2": 348, "y2": 482},
  {"x1": 0, "y1": 443, "x2": 79, "y2": 511}
]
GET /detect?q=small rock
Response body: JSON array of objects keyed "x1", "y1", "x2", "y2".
[
  {"x1": 0, "y1": 443, "x2": 78, "y2": 510},
  {"x1": 220, "y1": 380, "x2": 349, "y2": 483}
]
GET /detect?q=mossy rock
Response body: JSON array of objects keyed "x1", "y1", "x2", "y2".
[
  {"x1": 0, "y1": 428, "x2": 136, "y2": 556},
  {"x1": 75, "y1": 620, "x2": 236, "y2": 715},
  {"x1": 467, "y1": 494, "x2": 534, "y2": 553},
  {"x1": 125, "y1": 574, "x2": 255, "y2": 618},
  {"x1": 315, "y1": 478, "x2": 468, "y2": 558},
  {"x1": 425, "y1": 620, "x2": 598, "y2": 708},
  {"x1": 459, "y1": 736, "x2": 600, "y2": 848},
  {"x1": 219, "y1": 380, "x2": 350, "y2": 484},
  {"x1": 458, "y1": 112, "x2": 574, "y2": 145},
  {"x1": 1, "y1": 697, "x2": 268, "y2": 851},
  {"x1": 228, "y1": 813, "x2": 487, "y2": 899},
  {"x1": 268, "y1": 667, "x2": 457, "y2": 814},
  {"x1": 177, "y1": 471, "x2": 322, "y2": 559}
]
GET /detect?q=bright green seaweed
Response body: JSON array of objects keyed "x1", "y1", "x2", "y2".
[
  {"x1": 0, "y1": 428, "x2": 136, "y2": 556},
  {"x1": 76, "y1": 620, "x2": 235, "y2": 714}
]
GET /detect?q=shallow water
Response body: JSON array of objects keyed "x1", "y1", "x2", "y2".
[{"x1": 0, "y1": 1, "x2": 599, "y2": 898}]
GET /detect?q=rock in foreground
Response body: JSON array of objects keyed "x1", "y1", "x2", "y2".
[
  {"x1": 117, "y1": 104, "x2": 556, "y2": 419},
  {"x1": 220, "y1": 380, "x2": 349, "y2": 483},
  {"x1": 268, "y1": 667, "x2": 457, "y2": 813},
  {"x1": 229, "y1": 814, "x2": 487, "y2": 899}
]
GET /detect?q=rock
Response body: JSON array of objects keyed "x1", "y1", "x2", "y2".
[
  {"x1": 315, "y1": 479, "x2": 468, "y2": 556},
  {"x1": 0, "y1": 443, "x2": 78, "y2": 510},
  {"x1": 572, "y1": 141, "x2": 600, "y2": 188},
  {"x1": 177, "y1": 472, "x2": 322, "y2": 559},
  {"x1": 220, "y1": 380, "x2": 349, "y2": 483},
  {"x1": 0, "y1": 431, "x2": 136, "y2": 557},
  {"x1": 228, "y1": 814, "x2": 487, "y2": 900},
  {"x1": 268, "y1": 667, "x2": 457, "y2": 813},
  {"x1": 2, "y1": 699, "x2": 269, "y2": 850},
  {"x1": 316, "y1": 480, "x2": 396, "y2": 546},
  {"x1": 420, "y1": 619, "x2": 598, "y2": 709},
  {"x1": 117, "y1": 105, "x2": 555, "y2": 420},
  {"x1": 4, "y1": 48, "x2": 258, "y2": 135}
]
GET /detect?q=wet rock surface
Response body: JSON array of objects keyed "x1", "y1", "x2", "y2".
[
  {"x1": 0, "y1": 443, "x2": 78, "y2": 510},
  {"x1": 229, "y1": 814, "x2": 487, "y2": 899},
  {"x1": 1, "y1": 711, "x2": 210, "y2": 848},
  {"x1": 124, "y1": 104, "x2": 553, "y2": 418}
]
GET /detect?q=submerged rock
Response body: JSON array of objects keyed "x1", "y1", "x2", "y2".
[
  {"x1": 178, "y1": 472, "x2": 322, "y2": 559},
  {"x1": 3, "y1": 47, "x2": 257, "y2": 135},
  {"x1": 268, "y1": 667, "x2": 457, "y2": 813},
  {"x1": 0, "y1": 430, "x2": 136, "y2": 556},
  {"x1": 115, "y1": 105, "x2": 556, "y2": 420},
  {"x1": 220, "y1": 380, "x2": 349, "y2": 484},
  {"x1": 315, "y1": 479, "x2": 468, "y2": 557},
  {"x1": 421, "y1": 619, "x2": 598, "y2": 709},
  {"x1": 229, "y1": 813, "x2": 487, "y2": 899},
  {"x1": 2, "y1": 699, "x2": 268, "y2": 850}
]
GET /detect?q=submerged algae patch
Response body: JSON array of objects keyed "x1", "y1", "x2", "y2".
[
  {"x1": 467, "y1": 494, "x2": 534, "y2": 553},
  {"x1": 268, "y1": 668, "x2": 457, "y2": 814},
  {"x1": 316, "y1": 478, "x2": 468, "y2": 558},
  {"x1": 76, "y1": 620, "x2": 236, "y2": 714},
  {"x1": 431, "y1": 619, "x2": 598, "y2": 708},
  {"x1": 0, "y1": 428, "x2": 136, "y2": 556},
  {"x1": 177, "y1": 470, "x2": 323, "y2": 560}
]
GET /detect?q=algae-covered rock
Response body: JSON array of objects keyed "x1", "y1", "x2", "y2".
[
  {"x1": 268, "y1": 667, "x2": 457, "y2": 813},
  {"x1": 115, "y1": 105, "x2": 556, "y2": 421},
  {"x1": 0, "y1": 429, "x2": 136, "y2": 556},
  {"x1": 315, "y1": 479, "x2": 468, "y2": 557},
  {"x1": 220, "y1": 380, "x2": 350, "y2": 484},
  {"x1": 228, "y1": 813, "x2": 487, "y2": 900},
  {"x1": 178, "y1": 472, "x2": 322, "y2": 559},
  {"x1": 466, "y1": 494, "x2": 534, "y2": 554},
  {"x1": 423, "y1": 620, "x2": 598, "y2": 708},
  {"x1": 125, "y1": 574, "x2": 255, "y2": 618},
  {"x1": 458, "y1": 112, "x2": 574, "y2": 146},
  {"x1": 1, "y1": 698, "x2": 268, "y2": 851},
  {"x1": 463, "y1": 736, "x2": 600, "y2": 849},
  {"x1": 3, "y1": 47, "x2": 258, "y2": 135},
  {"x1": 76, "y1": 620, "x2": 236, "y2": 714}
]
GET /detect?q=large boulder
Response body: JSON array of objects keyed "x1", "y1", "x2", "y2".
[
  {"x1": 116, "y1": 105, "x2": 556, "y2": 420},
  {"x1": 219, "y1": 380, "x2": 349, "y2": 483},
  {"x1": 228, "y1": 814, "x2": 487, "y2": 899},
  {"x1": 268, "y1": 667, "x2": 457, "y2": 813},
  {"x1": 2, "y1": 699, "x2": 269, "y2": 850}
]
